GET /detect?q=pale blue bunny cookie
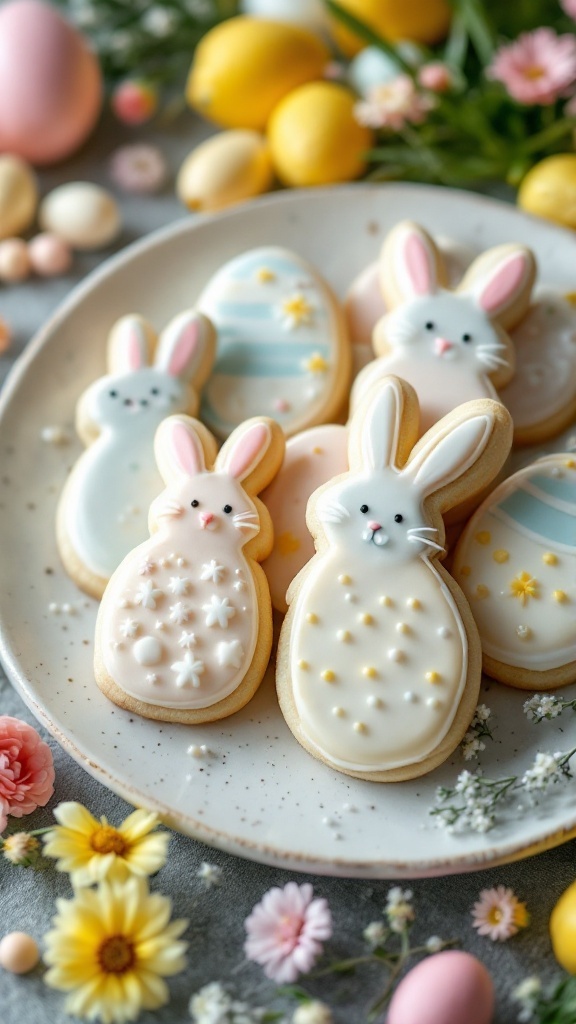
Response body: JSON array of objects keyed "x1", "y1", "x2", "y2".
[{"x1": 198, "y1": 246, "x2": 351, "y2": 439}]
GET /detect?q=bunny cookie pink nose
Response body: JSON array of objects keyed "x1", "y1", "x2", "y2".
[
  {"x1": 368, "y1": 521, "x2": 381, "y2": 532},
  {"x1": 199, "y1": 511, "x2": 216, "y2": 528},
  {"x1": 434, "y1": 336, "x2": 453, "y2": 356}
]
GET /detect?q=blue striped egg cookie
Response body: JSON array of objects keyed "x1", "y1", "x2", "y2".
[
  {"x1": 198, "y1": 247, "x2": 351, "y2": 439},
  {"x1": 454, "y1": 453, "x2": 576, "y2": 687}
]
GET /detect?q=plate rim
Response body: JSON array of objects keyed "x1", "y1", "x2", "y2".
[{"x1": 2, "y1": 181, "x2": 576, "y2": 878}]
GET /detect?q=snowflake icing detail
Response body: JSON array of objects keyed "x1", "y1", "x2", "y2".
[
  {"x1": 170, "y1": 652, "x2": 204, "y2": 688},
  {"x1": 119, "y1": 618, "x2": 139, "y2": 639},
  {"x1": 203, "y1": 595, "x2": 235, "y2": 629},
  {"x1": 168, "y1": 576, "x2": 191, "y2": 596},
  {"x1": 200, "y1": 560, "x2": 225, "y2": 584},
  {"x1": 169, "y1": 602, "x2": 190, "y2": 625},
  {"x1": 178, "y1": 631, "x2": 197, "y2": 649},
  {"x1": 216, "y1": 639, "x2": 244, "y2": 669},
  {"x1": 134, "y1": 579, "x2": 163, "y2": 609}
]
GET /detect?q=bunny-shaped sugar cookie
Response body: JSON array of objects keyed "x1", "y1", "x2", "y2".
[
  {"x1": 276, "y1": 376, "x2": 512, "y2": 781},
  {"x1": 57, "y1": 310, "x2": 216, "y2": 598},
  {"x1": 95, "y1": 414, "x2": 284, "y2": 724},
  {"x1": 350, "y1": 221, "x2": 536, "y2": 434}
]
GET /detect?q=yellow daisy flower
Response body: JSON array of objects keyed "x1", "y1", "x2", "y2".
[
  {"x1": 509, "y1": 571, "x2": 539, "y2": 605},
  {"x1": 44, "y1": 877, "x2": 188, "y2": 1024},
  {"x1": 43, "y1": 802, "x2": 169, "y2": 887}
]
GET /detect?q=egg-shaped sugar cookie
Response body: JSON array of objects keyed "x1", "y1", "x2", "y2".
[
  {"x1": 454, "y1": 453, "x2": 576, "y2": 690},
  {"x1": 500, "y1": 289, "x2": 576, "y2": 446},
  {"x1": 198, "y1": 246, "x2": 351, "y2": 439}
]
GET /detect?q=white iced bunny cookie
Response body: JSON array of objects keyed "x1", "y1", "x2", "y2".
[
  {"x1": 57, "y1": 311, "x2": 216, "y2": 598},
  {"x1": 95, "y1": 414, "x2": 285, "y2": 724},
  {"x1": 198, "y1": 246, "x2": 351, "y2": 440},
  {"x1": 454, "y1": 453, "x2": 576, "y2": 690},
  {"x1": 350, "y1": 221, "x2": 536, "y2": 434},
  {"x1": 276, "y1": 376, "x2": 513, "y2": 781},
  {"x1": 500, "y1": 288, "x2": 576, "y2": 445}
]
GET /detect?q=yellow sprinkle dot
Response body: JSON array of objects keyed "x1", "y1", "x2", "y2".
[
  {"x1": 277, "y1": 531, "x2": 301, "y2": 556},
  {"x1": 353, "y1": 722, "x2": 367, "y2": 734},
  {"x1": 332, "y1": 706, "x2": 345, "y2": 717},
  {"x1": 543, "y1": 552, "x2": 558, "y2": 566},
  {"x1": 553, "y1": 590, "x2": 568, "y2": 603},
  {"x1": 338, "y1": 574, "x2": 351, "y2": 585},
  {"x1": 321, "y1": 669, "x2": 335, "y2": 682},
  {"x1": 379, "y1": 595, "x2": 393, "y2": 607},
  {"x1": 298, "y1": 660, "x2": 309, "y2": 670},
  {"x1": 425, "y1": 671, "x2": 441, "y2": 684},
  {"x1": 565, "y1": 290, "x2": 576, "y2": 306},
  {"x1": 475, "y1": 531, "x2": 491, "y2": 545},
  {"x1": 359, "y1": 613, "x2": 374, "y2": 626},
  {"x1": 476, "y1": 584, "x2": 490, "y2": 599},
  {"x1": 460, "y1": 566, "x2": 471, "y2": 577},
  {"x1": 396, "y1": 622, "x2": 410, "y2": 635},
  {"x1": 312, "y1": 446, "x2": 323, "y2": 455},
  {"x1": 565, "y1": 458, "x2": 576, "y2": 469},
  {"x1": 306, "y1": 612, "x2": 318, "y2": 624},
  {"x1": 256, "y1": 267, "x2": 276, "y2": 282},
  {"x1": 362, "y1": 666, "x2": 378, "y2": 679},
  {"x1": 337, "y1": 629, "x2": 351, "y2": 642},
  {"x1": 407, "y1": 598, "x2": 421, "y2": 610},
  {"x1": 493, "y1": 549, "x2": 509, "y2": 564}
]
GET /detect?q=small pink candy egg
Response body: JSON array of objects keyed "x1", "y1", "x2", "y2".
[
  {"x1": 387, "y1": 951, "x2": 494, "y2": 1024},
  {"x1": 0, "y1": 932, "x2": 40, "y2": 974},
  {"x1": 0, "y1": 238, "x2": 32, "y2": 283},
  {"x1": 0, "y1": 0, "x2": 102, "y2": 166},
  {"x1": 0, "y1": 316, "x2": 12, "y2": 352},
  {"x1": 28, "y1": 233, "x2": 72, "y2": 277}
]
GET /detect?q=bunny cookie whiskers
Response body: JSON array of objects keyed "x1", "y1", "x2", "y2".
[
  {"x1": 95, "y1": 414, "x2": 285, "y2": 724},
  {"x1": 57, "y1": 310, "x2": 216, "y2": 598},
  {"x1": 276, "y1": 376, "x2": 512, "y2": 781}
]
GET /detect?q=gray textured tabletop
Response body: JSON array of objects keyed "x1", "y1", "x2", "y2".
[{"x1": 0, "y1": 109, "x2": 574, "y2": 1024}]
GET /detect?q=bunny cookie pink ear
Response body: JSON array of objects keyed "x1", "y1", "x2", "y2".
[
  {"x1": 154, "y1": 311, "x2": 216, "y2": 387},
  {"x1": 380, "y1": 221, "x2": 445, "y2": 307},
  {"x1": 107, "y1": 315, "x2": 154, "y2": 374},
  {"x1": 460, "y1": 244, "x2": 536, "y2": 329},
  {"x1": 154, "y1": 415, "x2": 207, "y2": 486},
  {"x1": 217, "y1": 417, "x2": 285, "y2": 495},
  {"x1": 404, "y1": 409, "x2": 495, "y2": 503}
]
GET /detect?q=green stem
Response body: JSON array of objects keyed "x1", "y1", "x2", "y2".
[
  {"x1": 449, "y1": 0, "x2": 496, "y2": 65},
  {"x1": 525, "y1": 117, "x2": 576, "y2": 154},
  {"x1": 323, "y1": 0, "x2": 416, "y2": 76}
]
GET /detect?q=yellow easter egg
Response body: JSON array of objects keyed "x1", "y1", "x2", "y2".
[
  {"x1": 518, "y1": 155, "x2": 576, "y2": 229},
  {"x1": 328, "y1": 0, "x2": 452, "y2": 57},
  {"x1": 268, "y1": 81, "x2": 374, "y2": 187},
  {"x1": 176, "y1": 130, "x2": 274, "y2": 211},
  {"x1": 550, "y1": 880, "x2": 576, "y2": 973},
  {"x1": 0, "y1": 154, "x2": 38, "y2": 240},
  {"x1": 186, "y1": 16, "x2": 330, "y2": 130}
]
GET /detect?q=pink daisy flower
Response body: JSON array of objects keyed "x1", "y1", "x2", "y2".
[
  {"x1": 418, "y1": 62, "x2": 453, "y2": 93},
  {"x1": 0, "y1": 716, "x2": 55, "y2": 832},
  {"x1": 355, "y1": 75, "x2": 435, "y2": 131},
  {"x1": 244, "y1": 881, "x2": 332, "y2": 983},
  {"x1": 471, "y1": 885, "x2": 529, "y2": 942},
  {"x1": 487, "y1": 28, "x2": 576, "y2": 105},
  {"x1": 561, "y1": 0, "x2": 576, "y2": 19}
]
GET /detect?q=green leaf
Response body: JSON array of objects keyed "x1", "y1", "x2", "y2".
[
  {"x1": 323, "y1": 0, "x2": 415, "y2": 75},
  {"x1": 448, "y1": 0, "x2": 496, "y2": 65}
]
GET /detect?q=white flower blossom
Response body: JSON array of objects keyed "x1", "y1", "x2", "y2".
[
  {"x1": 461, "y1": 732, "x2": 485, "y2": 761},
  {"x1": 425, "y1": 935, "x2": 444, "y2": 953},
  {"x1": 141, "y1": 6, "x2": 178, "y2": 36},
  {"x1": 521, "y1": 751, "x2": 568, "y2": 791},
  {"x1": 292, "y1": 1002, "x2": 333, "y2": 1024},
  {"x1": 197, "y1": 862, "x2": 223, "y2": 888},
  {"x1": 363, "y1": 920, "x2": 386, "y2": 946},
  {"x1": 523, "y1": 694, "x2": 563, "y2": 722},
  {"x1": 189, "y1": 982, "x2": 266, "y2": 1024},
  {"x1": 512, "y1": 976, "x2": 542, "y2": 1022},
  {"x1": 385, "y1": 886, "x2": 414, "y2": 932},
  {"x1": 473, "y1": 704, "x2": 492, "y2": 724}
]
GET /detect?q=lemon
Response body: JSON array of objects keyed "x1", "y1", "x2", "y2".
[
  {"x1": 518, "y1": 154, "x2": 576, "y2": 229},
  {"x1": 186, "y1": 16, "x2": 330, "y2": 130},
  {"x1": 176, "y1": 130, "x2": 273, "y2": 212},
  {"x1": 268, "y1": 82, "x2": 374, "y2": 187},
  {"x1": 550, "y1": 880, "x2": 576, "y2": 973},
  {"x1": 329, "y1": 0, "x2": 452, "y2": 57}
]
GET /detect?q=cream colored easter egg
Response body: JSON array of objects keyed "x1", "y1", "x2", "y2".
[
  {"x1": 176, "y1": 130, "x2": 274, "y2": 212},
  {"x1": 39, "y1": 182, "x2": 121, "y2": 251},
  {"x1": 0, "y1": 154, "x2": 38, "y2": 240}
]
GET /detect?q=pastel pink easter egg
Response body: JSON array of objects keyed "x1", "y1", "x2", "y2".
[
  {"x1": 0, "y1": 0, "x2": 103, "y2": 166},
  {"x1": 0, "y1": 932, "x2": 40, "y2": 974},
  {"x1": 387, "y1": 951, "x2": 494, "y2": 1024},
  {"x1": 0, "y1": 237, "x2": 31, "y2": 282},
  {"x1": 28, "y1": 233, "x2": 72, "y2": 276}
]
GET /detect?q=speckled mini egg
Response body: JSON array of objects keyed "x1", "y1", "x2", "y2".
[
  {"x1": 39, "y1": 183, "x2": 121, "y2": 251},
  {"x1": 0, "y1": 932, "x2": 40, "y2": 974},
  {"x1": 0, "y1": 0, "x2": 102, "y2": 166},
  {"x1": 176, "y1": 130, "x2": 273, "y2": 212},
  {"x1": 348, "y1": 42, "x2": 423, "y2": 96},
  {"x1": 387, "y1": 951, "x2": 494, "y2": 1024},
  {"x1": 0, "y1": 155, "x2": 38, "y2": 240}
]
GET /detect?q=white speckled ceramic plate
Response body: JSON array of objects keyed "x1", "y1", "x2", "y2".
[{"x1": 1, "y1": 185, "x2": 576, "y2": 878}]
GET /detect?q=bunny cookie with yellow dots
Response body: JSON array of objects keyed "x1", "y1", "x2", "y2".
[
  {"x1": 351, "y1": 220, "x2": 536, "y2": 434},
  {"x1": 276, "y1": 376, "x2": 512, "y2": 781},
  {"x1": 95, "y1": 414, "x2": 285, "y2": 724}
]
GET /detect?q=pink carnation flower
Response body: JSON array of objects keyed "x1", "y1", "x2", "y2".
[
  {"x1": 471, "y1": 885, "x2": 529, "y2": 942},
  {"x1": 561, "y1": 0, "x2": 576, "y2": 19},
  {"x1": 418, "y1": 62, "x2": 453, "y2": 93},
  {"x1": 0, "y1": 716, "x2": 54, "y2": 832},
  {"x1": 355, "y1": 75, "x2": 435, "y2": 131},
  {"x1": 487, "y1": 28, "x2": 576, "y2": 105},
  {"x1": 244, "y1": 881, "x2": 332, "y2": 983}
]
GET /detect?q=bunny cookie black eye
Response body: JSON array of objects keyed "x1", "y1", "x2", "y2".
[
  {"x1": 150, "y1": 387, "x2": 160, "y2": 395},
  {"x1": 109, "y1": 390, "x2": 118, "y2": 398},
  {"x1": 462, "y1": 333, "x2": 472, "y2": 343},
  {"x1": 394, "y1": 514, "x2": 404, "y2": 523},
  {"x1": 191, "y1": 499, "x2": 199, "y2": 508},
  {"x1": 223, "y1": 504, "x2": 233, "y2": 514},
  {"x1": 360, "y1": 504, "x2": 369, "y2": 514},
  {"x1": 425, "y1": 321, "x2": 435, "y2": 331}
]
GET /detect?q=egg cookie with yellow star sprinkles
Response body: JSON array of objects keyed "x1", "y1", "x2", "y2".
[
  {"x1": 198, "y1": 246, "x2": 351, "y2": 439},
  {"x1": 454, "y1": 453, "x2": 576, "y2": 690}
]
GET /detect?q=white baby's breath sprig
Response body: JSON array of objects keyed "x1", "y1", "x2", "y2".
[
  {"x1": 430, "y1": 747, "x2": 576, "y2": 834},
  {"x1": 461, "y1": 703, "x2": 494, "y2": 761},
  {"x1": 512, "y1": 977, "x2": 542, "y2": 1023},
  {"x1": 524, "y1": 693, "x2": 576, "y2": 723},
  {"x1": 384, "y1": 886, "x2": 415, "y2": 934}
]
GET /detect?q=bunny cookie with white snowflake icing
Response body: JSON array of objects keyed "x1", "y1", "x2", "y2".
[
  {"x1": 351, "y1": 220, "x2": 536, "y2": 434},
  {"x1": 95, "y1": 413, "x2": 285, "y2": 724},
  {"x1": 57, "y1": 310, "x2": 216, "y2": 598},
  {"x1": 276, "y1": 376, "x2": 512, "y2": 781}
]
